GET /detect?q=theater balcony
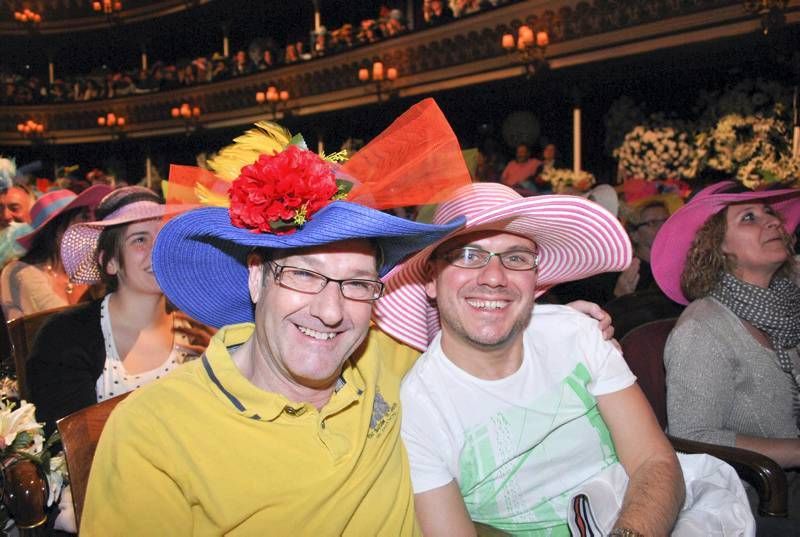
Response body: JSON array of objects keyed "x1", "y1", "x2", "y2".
[{"x1": 1, "y1": 0, "x2": 798, "y2": 148}]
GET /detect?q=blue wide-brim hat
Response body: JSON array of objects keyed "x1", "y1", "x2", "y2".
[{"x1": 153, "y1": 201, "x2": 464, "y2": 328}]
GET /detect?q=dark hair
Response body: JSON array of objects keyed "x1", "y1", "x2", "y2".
[
  {"x1": 680, "y1": 204, "x2": 796, "y2": 301},
  {"x1": 20, "y1": 206, "x2": 85, "y2": 266},
  {"x1": 95, "y1": 187, "x2": 162, "y2": 292}
]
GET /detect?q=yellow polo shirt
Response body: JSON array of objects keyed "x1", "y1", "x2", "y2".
[{"x1": 81, "y1": 324, "x2": 420, "y2": 536}]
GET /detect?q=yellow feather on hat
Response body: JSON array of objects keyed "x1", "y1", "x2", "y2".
[{"x1": 206, "y1": 121, "x2": 293, "y2": 181}]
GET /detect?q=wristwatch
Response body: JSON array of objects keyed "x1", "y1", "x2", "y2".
[{"x1": 608, "y1": 529, "x2": 644, "y2": 537}]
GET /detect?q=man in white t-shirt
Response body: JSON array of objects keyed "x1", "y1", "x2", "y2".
[{"x1": 373, "y1": 183, "x2": 686, "y2": 536}]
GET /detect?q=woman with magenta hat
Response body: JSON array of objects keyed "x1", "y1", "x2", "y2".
[
  {"x1": 651, "y1": 180, "x2": 800, "y2": 526},
  {"x1": 0, "y1": 184, "x2": 111, "y2": 321}
]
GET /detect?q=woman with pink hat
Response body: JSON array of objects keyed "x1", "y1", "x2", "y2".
[
  {"x1": 651, "y1": 181, "x2": 800, "y2": 528},
  {"x1": 26, "y1": 186, "x2": 209, "y2": 531},
  {"x1": 27, "y1": 186, "x2": 208, "y2": 428},
  {"x1": 0, "y1": 184, "x2": 112, "y2": 321}
]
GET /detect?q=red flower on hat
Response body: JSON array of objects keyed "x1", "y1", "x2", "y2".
[{"x1": 229, "y1": 145, "x2": 338, "y2": 234}]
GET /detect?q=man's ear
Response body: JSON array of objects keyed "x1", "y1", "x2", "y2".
[
  {"x1": 246, "y1": 252, "x2": 265, "y2": 303},
  {"x1": 424, "y1": 260, "x2": 437, "y2": 300}
]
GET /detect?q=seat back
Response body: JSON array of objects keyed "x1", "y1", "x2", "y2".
[
  {"x1": 618, "y1": 317, "x2": 678, "y2": 430},
  {"x1": 7, "y1": 305, "x2": 76, "y2": 400},
  {"x1": 604, "y1": 289, "x2": 684, "y2": 340},
  {"x1": 56, "y1": 392, "x2": 130, "y2": 530}
]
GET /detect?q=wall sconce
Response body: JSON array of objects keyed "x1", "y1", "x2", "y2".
[
  {"x1": 502, "y1": 25, "x2": 549, "y2": 77},
  {"x1": 97, "y1": 113, "x2": 126, "y2": 127},
  {"x1": 17, "y1": 119, "x2": 45, "y2": 137},
  {"x1": 14, "y1": 8, "x2": 42, "y2": 29},
  {"x1": 743, "y1": 0, "x2": 788, "y2": 35},
  {"x1": 358, "y1": 62, "x2": 398, "y2": 103},
  {"x1": 97, "y1": 113, "x2": 126, "y2": 139},
  {"x1": 255, "y1": 86, "x2": 290, "y2": 118},
  {"x1": 170, "y1": 102, "x2": 202, "y2": 133},
  {"x1": 93, "y1": 0, "x2": 122, "y2": 14}
]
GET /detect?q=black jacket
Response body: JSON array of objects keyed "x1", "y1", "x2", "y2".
[{"x1": 27, "y1": 299, "x2": 104, "y2": 431}]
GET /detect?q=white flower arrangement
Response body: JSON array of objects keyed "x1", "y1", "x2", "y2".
[
  {"x1": 696, "y1": 114, "x2": 799, "y2": 189},
  {"x1": 0, "y1": 398, "x2": 67, "y2": 532},
  {"x1": 613, "y1": 125, "x2": 697, "y2": 181},
  {"x1": 540, "y1": 167, "x2": 596, "y2": 193}
]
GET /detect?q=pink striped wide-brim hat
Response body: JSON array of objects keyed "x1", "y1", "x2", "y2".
[{"x1": 372, "y1": 183, "x2": 632, "y2": 351}]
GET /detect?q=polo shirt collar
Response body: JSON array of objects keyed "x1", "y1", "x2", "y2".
[{"x1": 202, "y1": 323, "x2": 366, "y2": 421}]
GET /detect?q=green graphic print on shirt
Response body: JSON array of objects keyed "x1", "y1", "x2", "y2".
[{"x1": 458, "y1": 363, "x2": 619, "y2": 536}]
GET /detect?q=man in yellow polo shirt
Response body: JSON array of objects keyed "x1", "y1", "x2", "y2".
[{"x1": 80, "y1": 188, "x2": 463, "y2": 535}]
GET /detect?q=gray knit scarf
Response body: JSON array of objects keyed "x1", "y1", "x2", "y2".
[{"x1": 711, "y1": 272, "x2": 800, "y2": 428}]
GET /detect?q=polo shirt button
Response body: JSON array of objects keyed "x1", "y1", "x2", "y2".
[{"x1": 284, "y1": 406, "x2": 306, "y2": 416}]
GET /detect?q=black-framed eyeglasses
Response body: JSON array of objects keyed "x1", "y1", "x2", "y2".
[
  {"x1": 633, "y1": 218, "x2": 667, "y2": 230},
  {"x1": 437, "y1": 246, "x2": 539, "y2": 271},
  {"x1": 266, "y1": 262, "x2": 384, "y2": 302}
]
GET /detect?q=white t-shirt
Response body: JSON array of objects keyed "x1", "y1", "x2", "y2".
[{"x1": 400, "y1": 304, "x2": 636, "y2": 534}]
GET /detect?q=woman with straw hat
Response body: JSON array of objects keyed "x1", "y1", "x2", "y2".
[
  {"x1": 0, "y1": 184, "x2": 111, "y2": 321},
  {"x1": 27, "y1": 186, "x2": 208, "y2": 428}
]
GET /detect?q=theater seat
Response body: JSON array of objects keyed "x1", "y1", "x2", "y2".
[{"x1": 57, "y1": 392, "x2": 130, "y2": 530}]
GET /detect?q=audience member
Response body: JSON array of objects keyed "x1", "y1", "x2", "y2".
[
  {"x1": 27, "y1": 187, "x2": 209, "y2": 532},
  {"x1": 0, "y1": 184, "x2": 33, "y2": 269},
  {"x1": 28, "y1": 186, "x2": 206, "y2": 425},
  {"x1": 357, "y1": 19, "x2": 381, "y2": 44},
  {"x1": 373, "y1": 183, "x2": 726, "y2": 535},
  {"x1": 231, "y1": 50, "x2": 254, "y2": 77},
  {"x1": 653, "y1": 181, "x2": 800, "y2": 532},
  {"x1": 500, "y1": 143, "x2": 542, "y2": 192},
  {"x1": 548, "y1": 194, "x2": 684, "y2": 337},
  {"x1": 540, "y1": 142, "x2": 558, "y2": 171},
  {"x1": 424, "y1": 0, "x2": 454, "y2": 25},
  {"x1": 3, "y1": 185, "x2": 34, "y2": 224},
  {"x1": 257, "y1": 49, "x2": 274, "y2": 70},
  {"x1": 0, "y1": 185, "x2": 111, "y2": 321},
  {"x1": 614, "y1": 200, "x2": 671, "y2": 297}
]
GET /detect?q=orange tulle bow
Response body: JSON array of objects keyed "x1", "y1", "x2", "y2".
[{"x1": 165, "y1": 98, "x2": 472, "y2": 215}]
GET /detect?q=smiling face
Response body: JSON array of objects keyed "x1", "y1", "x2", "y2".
[
  {"x1": 426, "y1": 230, "x2": 538, "y2": 358},
  {"x1": 4, "y1": 187, "x2": 33, "y2": 224},
  {"x1": 248, "y1": 240, "x2": 378, "y2": 391},
  {"x1": 105, "y1": 219, "x2": 162, "y2": 295},
  {"x1": 721, "y1": 202, "x2": 792, "y2": 287}
]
